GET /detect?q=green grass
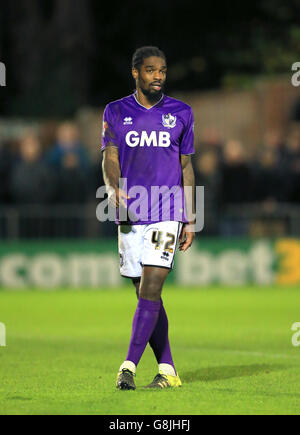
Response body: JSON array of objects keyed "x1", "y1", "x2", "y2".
[{"x1": 0, "y1": 286, "x2": 300, "y2": 415}]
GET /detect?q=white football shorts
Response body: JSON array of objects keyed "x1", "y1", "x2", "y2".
[{"x1": 118, "y1": 221, "x2": 183, "y2": 279}]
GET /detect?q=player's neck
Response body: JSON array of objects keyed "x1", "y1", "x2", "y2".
[{"x1": 135, "y1": 89, "x2": 163, "y2": 109}]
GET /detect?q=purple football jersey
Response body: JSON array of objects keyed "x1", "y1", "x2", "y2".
[{"x1": 101, "y1": 93, "x2": 195, "y2": 225}]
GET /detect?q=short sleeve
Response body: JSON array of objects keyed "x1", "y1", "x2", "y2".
[
  {"x1": 180, "y1": 108, "x2": 195, "y2": 155},
  {"x1": 101, "y1": 104, "x2": 119, "y2": 152}
]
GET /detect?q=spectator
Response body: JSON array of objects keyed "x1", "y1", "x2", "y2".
[
  {"x1": 261, "y1": 129, "x2": 285, "y2": 160},
  {"x1": 220, "y1": 140, "x2": 253, "y2": 205},
  {"x1": 10, "y1": 133, "x2": 56, "y2": 204},
  {"x1": 195, "y1": 150, "x2": 220, "y2": 235},
  {"x1": 9, "y1": 133, "x2": 57, "y2": 238},
  {"x1": 219, "y1": 140, "x2": 252, "y2": 236},
  {"x1": 54, "y1": 151, "x2": 91, "y2": 238},
  {"x1": 199, "y1": 127, "x2": 223, "y2": 162},
  {"x1": 46, "y1": 122, "x2": 90, "y2": 171},
  {"x1": 57, "y1": 152, "x2": 89, "y2": 204},
  {"x1": 253, "y1": 148, "x2": 286, "y2": 203}
]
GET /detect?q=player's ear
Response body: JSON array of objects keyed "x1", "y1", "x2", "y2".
[{"x1": 132, "y1": 68, "x2": 138, "y2": 81}]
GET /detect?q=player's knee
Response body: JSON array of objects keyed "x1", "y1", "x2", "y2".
[
  {"x1": 141, "y1": 288, "x2": 161, "y2": 301},
  {"x1": 140, "y1": 277, "x2": 163, "y2": 301}
]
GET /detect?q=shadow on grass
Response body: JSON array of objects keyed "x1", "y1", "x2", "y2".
[{"x1": 183, "y1": 364, "x2": 286, "y2": 383}]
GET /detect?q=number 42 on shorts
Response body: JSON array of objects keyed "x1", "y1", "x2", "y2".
[{"x1": 151, "y1": 231, "x2": 176, "y2": 253}]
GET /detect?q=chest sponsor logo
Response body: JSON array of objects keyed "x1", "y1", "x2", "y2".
[
  {"x1": 125, "y1": 131, "x2": 171, "y2": 148},
  {"x1": 162, "y1": 113, "x2": 177, "y2": 129}
]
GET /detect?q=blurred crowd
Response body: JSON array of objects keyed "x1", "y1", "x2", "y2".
[
  {"x1": 0, "y1": 122, "x2": 102, "y2": 207},
  {"x1": 1, "y1": 120, "x2": 300, "y2": 237},
  {"x1": 0, "y1": 122, "x2": 107, "y2": 238},
  {"x1": 195, "y1": 123, "x2": 300, "y2": 235}
]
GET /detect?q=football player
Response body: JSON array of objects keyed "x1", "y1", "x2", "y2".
[{"x1": 102, "y1": 46, "x2": 196, "y2": 389}]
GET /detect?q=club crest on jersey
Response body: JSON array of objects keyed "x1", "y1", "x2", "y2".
[{"x1": 162, "y1": 113, "x2": 177, "y2": 129}]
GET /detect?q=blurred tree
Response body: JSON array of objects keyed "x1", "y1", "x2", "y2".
[
  {"x1": 41, "y1": 0, "x2": 94, "y2": 115},
  {"x1": 8, "y1": 0, "x2": 42, "y2": 93},
  {"x1": 0, "y1": 0, "x2": 299, "y2": 117},
  {"x1": 2, "y1": 0, "x2": 93, "y2": 117}
]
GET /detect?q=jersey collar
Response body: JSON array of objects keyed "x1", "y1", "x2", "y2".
[{"x1": 132, "y1": 91, "x2": 165, "y2": 111}]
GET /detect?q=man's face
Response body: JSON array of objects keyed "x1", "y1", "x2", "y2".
[{"x1": 133, "y1": 56, "x2": 167, "y2": 102}]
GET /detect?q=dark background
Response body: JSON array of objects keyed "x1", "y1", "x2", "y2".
[
  {"x1": 0, "y1": 0, "x2": 300, "y2": 241},
  {"x1": 1, "y1": 0, "x2": 299, "y2": 117}
]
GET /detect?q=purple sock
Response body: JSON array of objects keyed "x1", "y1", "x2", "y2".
[
  {"x1": 149, "y1": 299, "x2": 176, "y2": 374},
  {"x1": 126, "y1": 298, "x2": 161, "y2": 366}
]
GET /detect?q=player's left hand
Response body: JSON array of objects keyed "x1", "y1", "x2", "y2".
[{"x1": 179, "y1": 224, "x2": 195, "y2": 252}]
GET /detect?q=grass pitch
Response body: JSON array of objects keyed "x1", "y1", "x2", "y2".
[{"x1": 0, "y1": 286, "x2": 300, "y2": 415}]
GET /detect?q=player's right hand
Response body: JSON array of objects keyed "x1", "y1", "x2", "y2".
[
  {"x1": 107, "y1": 186, "x2": 130, "y2": 208},
  {"x1": 179, "y1": 223, "x2": 195, "y2": 252}
]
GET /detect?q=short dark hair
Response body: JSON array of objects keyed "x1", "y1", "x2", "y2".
[{"x1": 132, "y1": 46, "x2": 166, "y2": 70}]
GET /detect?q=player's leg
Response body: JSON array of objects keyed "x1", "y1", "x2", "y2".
[
  {"x1": 116, "y1": 225, "x2": 143, "y2": 390},
  {"x1": 118, "y1": 269, "x2": 166, "y2": 390},
  {"x1": 131, "y1": 276, "x2": 176, "y2": 374},
  {"x1": 141, "y1": 222, "x2": 182, "y2": 388},
  {"x1": 124, "y1": 266, "x2": 169, "y2": 370},
  {"x1": 132, "y1": 277, "x2": 140, "y2": 299},
  {"x1": 117, "y1": 222, "x2": 182, "y2": 389},
  {"x1": 138, "y1": 267, "x2": 181, "y2": 388},
  {"x1": 139, "y1": 265, "x2": 168, "y2": 301},
  {"x1": 148, "y1": 299, "x2": 176, "y2": 374}
]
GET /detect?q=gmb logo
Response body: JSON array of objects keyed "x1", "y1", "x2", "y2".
[
  {"x1": 291, "y1": 63, "x2": 300, "y2": 87},
  {"x1": 0, "y1": 62, "x2": 6, "y2": 87},
  {"x1": 126, "y1": 131, "x2": 171, "y2": 148},
  {"x1": 291, "y1": 323, "x2": 300, "y2": 347}
]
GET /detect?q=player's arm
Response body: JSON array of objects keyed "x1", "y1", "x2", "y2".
[
  {"x1": 179, "y1": 154, "x2": 196, "y2": 252},
  {"x1": 102, "y1": 146, "x2": 120, "y2": 191},
  {"x1": 102, "y1": 147, "x2": 129, "y2": 208},
  {"x1": 101, "y1": 104, "x2": 130, "y2": 208}
]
